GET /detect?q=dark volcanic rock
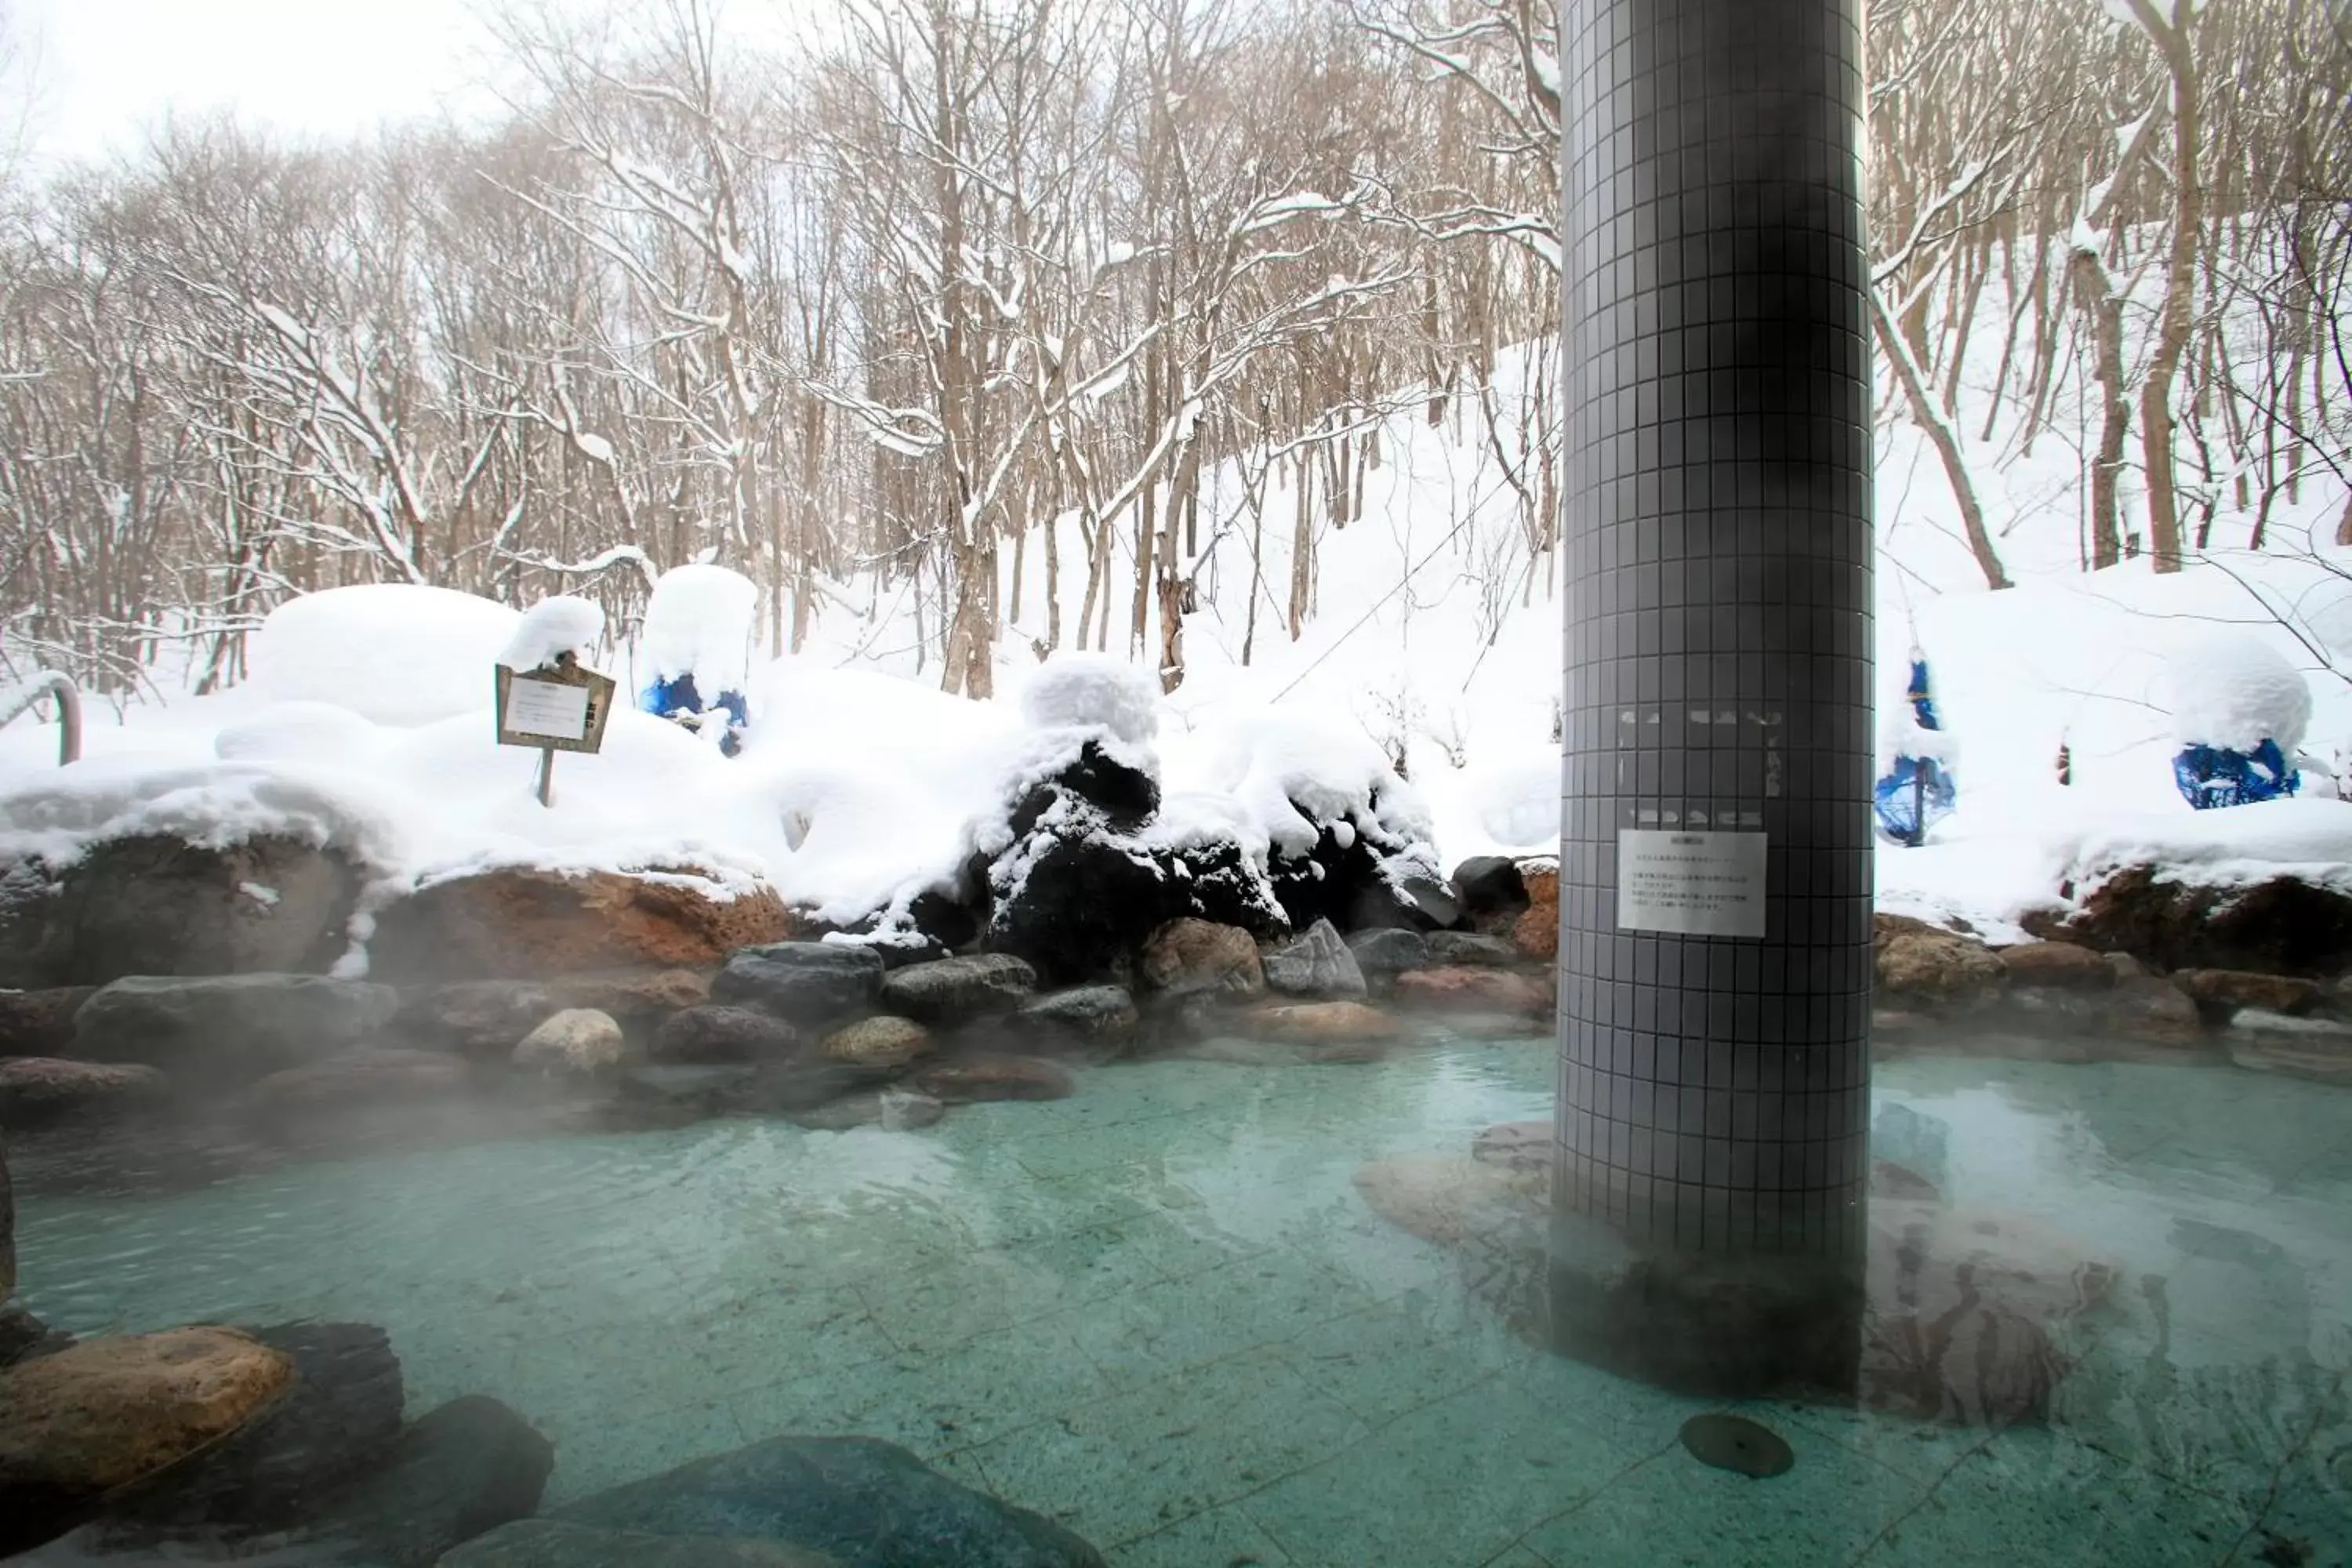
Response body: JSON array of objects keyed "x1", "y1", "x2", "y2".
[
  {"x1": 2027, "y1": 866, "x2": 2352, "y2": 978},
  {"x1": 1261, "y1": 919, "x2": 1367, "y2": 1000},
  {"x1": 1007, "y1": 739, "x2": 1158, "y2": 834},
  {"x1": 0, "y1": 1058, "x2": 169, "y2": 1131},
  {"x1": 1423, "y1": 932, "x2": 1522, "y2": 969},
  {"x1": 71, "y1": 975, "x2": 398, "y2": 1092},
  {"x1": 1014, "y1": 985, "x2": 1139, "y2": 1049},
  {"x1": 550, "y1": 1434, "x2": 1105, "y2": 1568},
  {"x1": 396, "y1": 971, "x2": 710, "y2": 1059},
  {"x1": 711, "y1": 943, "x2": 886, "y2": 1027},
  {"x1": 1346, "y1": 927, "x2": 1430, "y2": 978},
  {"x1": 107, "y1": 1321, "x2": 404, "y2": 1537},
  {"x1": 985, "y1": 830, "x2": 1283, "y2": 987},
  {"x1": 1450, "y1": 856, "x2": 1530, "y2": 927},
  {"x1": 315, "y1": 1394, "x2": 554, "y2": 1567},
  {"x1": 0, "y1": 834, "x2": 362, "y2": 989},
  {"x1": 880, "y1": 954, "x2": 1037, "y2": 1025},
  {"x1": 1352, "y1": 870, "x2": 1462, "y2": 934},
  {"x1": 0, "y1": 987, "x2": 96, "y2": 1058},
  {"x1": 652, "y1": 1005, "x2": 803, "y2": 1065},
  {"x1": 913, "y1": 1054, "x2": 1076, "y2": 1103}
]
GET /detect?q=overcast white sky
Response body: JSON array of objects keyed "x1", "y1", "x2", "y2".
[{"x1": 13, "y1": 0, "x2": 517, "y2": 169}]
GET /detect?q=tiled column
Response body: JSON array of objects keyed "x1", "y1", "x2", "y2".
[{"x1": 1548, "y1": 0, "x2": 1875, "y2": 1396}]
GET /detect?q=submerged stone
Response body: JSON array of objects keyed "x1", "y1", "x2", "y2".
[
  {"x1": 444, "y1": 1519, "x2": 843, "y2": 1567},
  {"x1": 713, "y1": 944, "x2": 886, "y2": 1027},
  {"x1": 1678, "y1": 1413, "x2": 1794, "y2": 1477},
  {"x1": 71, "y1": 975, "x2": 398, "y2": 1091},
  {"x1": 550, "y1": 1434, "x2": 1105, "y2": 1568},
  {"x1": 787, "y1": 1089, "x2": 946, "y2": 1132}
]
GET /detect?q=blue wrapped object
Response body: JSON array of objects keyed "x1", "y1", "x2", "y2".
[
  {"x1": 643, "y1": 672, "x2": 750, "y2": 758},
  {"x1": 2172, "y1": 739, "x2": 2298, "y2": 810},
  {"x1": 1874, "y1": 657, "x2": 1956, "y2": 848}
]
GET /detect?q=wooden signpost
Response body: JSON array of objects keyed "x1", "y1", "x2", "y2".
[{"x1": 494, "y1": 652, "x2": 618, "y2": 806}]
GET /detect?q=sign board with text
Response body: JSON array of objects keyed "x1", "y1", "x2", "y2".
[
  {"x1": 1616, "y1": 829, "x2": 1767, "y2": 938},
  {"x1": 494, "y1": 659, "x2": 617, "y2": 755}
]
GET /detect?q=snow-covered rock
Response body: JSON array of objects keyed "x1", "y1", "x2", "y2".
[
  {"x1": 1018, "y1": 653, "x2": 1161, "y2": 746},
  {"x1": 642, "y1": 564, "x2": 757, "y2": 691}
]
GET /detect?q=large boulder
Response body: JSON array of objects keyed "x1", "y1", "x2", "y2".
[
  {"x1": 1872, "y1": 916, "x2": 2004, "y2": 1009},
  {"x1": 878, "y1": 954, "x2": 1036, "y2": 1026},
  {"x1": 1138, "y1": 919, "x2": 1264, "y2": 999},
  {"x1": 71, "y1": 975, "x2": 397, "y2": 1091},
  {"x1": 0, "y1": 835, "x2": 362, "y2": 989},
  {"x1": 310, "y1": 1394, "x2": 554, "y2": 1567},
  {"x1": 983, "y1": 831, "x2": 1283, "y2": 986},
  {"x1": 711, "y1": 944, "x2": 885, "y2": 1027},
  {"x1": 0, "y1": 1058, "x2": 169, "y2": 1131},
  {"x1": 445, "y1": 1519, "x2": 843, "y2": 1567},
  {"x1": 514, "y1": 1009, "x2": 630, "y2": 1080},
  {"x1": 368, "y1": 869, "x2": 793, "y2": 983},
  {"x1": 0, "y1": 987, "x2": 96, "y2": 1058},
  {"x1": 549, "y1": 1434, "x2": 1105, "y2": 1568},
  {"x1": 0, "y1": 1327, "x2": 296, "y2": 1555},
  {"x1": 103, "y1": 1321, "x2": 404, "y2": 1537},
  {"x1": 1261, "y1": 919, "x2": 1367, "y2": 1000},
  {"x1": 2027, "y1": 866, "x2": 2352, "y2": 978},
  {"x1": 1006, "y1": 739, "x2": 1158, "y2": 833},
  {"x1": 651, "y1": 1006, "x2": 801, "y2": 1065}
]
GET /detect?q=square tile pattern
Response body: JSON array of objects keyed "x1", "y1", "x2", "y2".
[
  {"x1": 1554, "y1": 0, "x2": 1878, "y2": 1258},
  {"x1": 15, "y1": 1042, "x2": 2349, "y2": 1566}
]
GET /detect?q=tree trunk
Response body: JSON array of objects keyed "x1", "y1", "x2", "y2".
[
  {"x1": 1871, "y1": 291, "x2": 2013, "y2": 591},
  {"x1": 2133, "y1": 0, "x2": 2203, "y2": 573}
]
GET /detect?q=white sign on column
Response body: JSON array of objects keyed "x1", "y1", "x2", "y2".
[{"x1": 1616, "y1": 829, "x2": 1768, "y2": 938}]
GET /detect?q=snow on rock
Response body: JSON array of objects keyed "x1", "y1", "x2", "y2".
[
  {"x1": 1170, "y1": 707, "x2": 1432, "y2": 860},
  {"x1": 0, "y1": 757, "x2": 410, "y2": 874},
  {"x1": 2160, "y1": 631, "x2": 2314, "y2": 753},
  {"x1": 247, "y1": 584, "x2": 521, "y2": 728},
  {"x1": 1017, "y1": 652, "x2": 1162, "y2": 746},
  {"x1": 643, "y1": 564, "x2": 758, "y2": 691},
  {"x1": 498, "y1": 596, "x2": 607, "y2": 672},
  {"x1": 2051, "y1": 794, "x2": 2352, "y2": 898}
]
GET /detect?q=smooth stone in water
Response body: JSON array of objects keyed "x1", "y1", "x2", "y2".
[
  {"x1": 550, "y1": 1434, "x2": 1105, "y2": 1568},
  {"x1": 878, "y1": 954, "x2": 1036, "y2": 1025},
  {"x1": 316, "y1": 1394, "x2": 554, "y2": 1567},
  {"x1": 651, "y1": 1005, "x2": 801, "y2": 1065},
  {"x1": 1243, "y1": 1001, "x2": 1402, "y2": 1044},
  {"x1": 787, "y1": 1089, "x2": 945, "y2": 1132},
  {"x1": 1138, "y1": 919, "x2": 1265, "y2": 998},
  {"x1": 1679, "y1": 1414, "x2": 1794, "y2": 1477},
  {"x1": 1448, "y1": 855, "x2": 1529, "y2": 923},
  {"x1": 817, "y1": 1015, "x2": 933, "y2": 1072},
  {"x1": 513, "y1": 1009, "x2": 629, "y2": 1080},
  {"x1": 1392, "y1": 967, "x2": 1549, "y2": 1014},
  {"x1": 1014, "y1": 985, "x2": 1138, "y2": 1048},
  {"x1": 914, "y1": 1054, "x2": 1074, "y2": 1103}
]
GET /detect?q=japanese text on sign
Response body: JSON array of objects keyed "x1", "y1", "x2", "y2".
[
  {"x1": 1616, "y1": 828, "x2": 1767, "y2": 938},
  {"x1": 503, "y1": 677, "x2": 591, "y2": 742}
]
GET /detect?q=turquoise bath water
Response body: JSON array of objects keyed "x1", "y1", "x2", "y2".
[{"x1": 13, "y1": 1035, "x2": 2350, "y2": 1566}]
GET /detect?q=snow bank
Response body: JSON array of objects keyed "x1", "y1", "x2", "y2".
[
  {"x1": 0, "y1": 757, "x2": 410, "y2": 873},
  {"x1": 2051, "y1": 794, "x2": 2352, "y2": 898},
  {"x1": 643, "y1": 564, "x2": 757, "y2": 691},
  {"x1": 2159, "y1": 630, "x2": 2314, "y2": 752},
  {"x1": 499, "y1": 596, "x2": 607, "y2": 672},
  {"x1": 247, "y1": 584, "x2": 520, "y2": 727}
]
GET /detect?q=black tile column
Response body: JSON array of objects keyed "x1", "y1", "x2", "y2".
[{"x1": 1548, "y1": 0, "x2": 1875, "y2": 1396}]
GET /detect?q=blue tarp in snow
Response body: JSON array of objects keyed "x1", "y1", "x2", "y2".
[
  {"x1": 643, "y1": 673, "x2": 750, "y2": 758},
  {"x1": 2172, "y1": 738, "x2": 2298, "y2": 810},
  {"x1": 1874, "y1": 657, "x2": 1956, "y2": 848}
]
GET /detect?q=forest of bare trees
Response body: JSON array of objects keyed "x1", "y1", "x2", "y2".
[{"x1": 0, "y1": 0, "x2": 2345, "y2": 703}]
